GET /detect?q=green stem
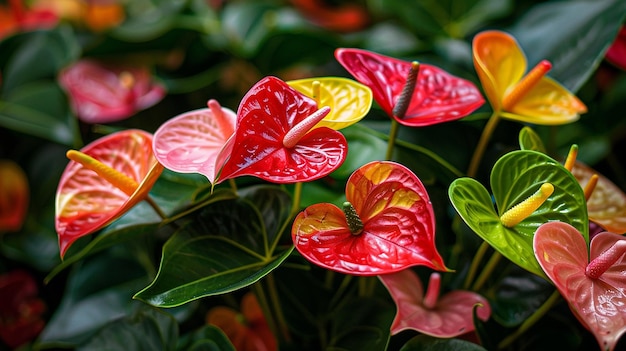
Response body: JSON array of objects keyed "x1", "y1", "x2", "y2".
[
  {"x1": 145, "y1": 196, "x2": 168, "y2": 220},
  {"x1": 266, "y1": 273, "x2": 291, "y2": 343},
  {"x1": 471, "y1": 250, "x2": 502, "y2": 292},
  {"x1": 290, "y1": 182, "x2": 303, "y2": 216},
  {"x1": 498, "y1": 290, "x2": 562, "y2": 349},
  {"x1": 463, "y1": 241, "x2": 490, "y2": 290},
  {"x1": 385, "y1": 119, "x2": 400, "y2": 161},
  {"x1": 252, "y1": 282, "x2": 281, "y2": 344},
  {"x1": 467, "y1": 110, "x2": 500, "y2": 177},
  {"x1": 228, "y1": 178, "x2": 238, "y2": 193}
]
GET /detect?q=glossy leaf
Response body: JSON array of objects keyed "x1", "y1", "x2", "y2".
[
  {"x1": 135, "y1": 186, "x2": 293, "y2": 307},
  {"x1": 379, "y1": 269, "x2": 491, "y2": 337},
  {"x1": 472, "y1": 30, "x2": 587, "y2": 124},
  {"x1": 534, "y1": 222, "x2": 626, "y2": 351},
  {"x1": 449, "y1": 150, "x2": 588, "y2": 277},
  {"x1": 292, "y1": 161, "x2": 448, "y2": 275},
  {"x1": 217, "y1": 76, "x2": 348, "y2": 184},
  {"x1": 571, "y1": 161, "x2": 626, "y2": 234},
  {"x1": 334, "y1": 48, "x2": 484, "y2": 126},
  {"x1": 518, "y1": 126, "x2": 546, "y2": 153},
  {"x1": 287, "y1": 77, "x2": 373, "y2": 130},
  {"x1": 55, "y1": 129, "x2": 164, "y2": 257},
  {"x1": 153, "y1": 103, "x2": 236, "y2": 184}
]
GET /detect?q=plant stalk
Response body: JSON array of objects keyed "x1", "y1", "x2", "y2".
[{"x1": 467, "y1": 111, "x2": 500, "y2": 177}]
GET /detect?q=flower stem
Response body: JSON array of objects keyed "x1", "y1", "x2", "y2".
[
  {"x1": 265, "y1": 273, "x2": 291, "y2": 343},
  {"x1": 290, "y1": 182, "x2": 303, "y2": 216},
  {"x1": 145, "y1": 196, "x2": 168, "y2": 220},
  {"x1": 498, "y1": 289, "x2": 561, "y2": 348},
  {"x1": 467, "y1": 111, "x2": 500, "y2": 177},
  {"x1": 471, "y1": 250, "x2": 502, "y2": 291},
  {"x1": 463, "y1": 241, "x2": 490, "y2": 290},
  {"x1": 385, "y1": 119, "x2": 400, "y2": 161}
]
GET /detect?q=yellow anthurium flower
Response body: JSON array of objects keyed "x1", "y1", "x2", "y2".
[
  {"x1": 287, "y1": 77, "x2": 372, "y2": 130},
  {"x1": 473, "y1": 30, "x2": 587, "y2": 125}
]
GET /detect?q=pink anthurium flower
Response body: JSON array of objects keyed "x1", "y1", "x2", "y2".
[
  {"x1": 291, "y1": 160, "x2": 449, "y2": 275},
  {"x1": 606, "y1": 25, "x2": 626, "y2": 70},
  {"x1": 58, "y1": 59, "x2": 166, "y2": 124},
  {"x1": 534, "y1": 221, "x2": 626, "y2": 351},
  {"x1": 216, "y1": 76, "x2": 348, "y2": 184},
  {"x1": 334, "y1": 48, "x2": 485, "y2": 126},
  {"x1": 152, "y1": 99, "x2": 236, "y2": 184},
  {"x1": 55, "y1": 129, "x2": 164, "y2": 257},
  {"x1": 473, "y1": 30, "x2": 587, "y2": 125},
  {"x1": 287, "y1": 76, "x2": 372, "y2": 130},
  {"x1": 379, "y1": 269, "x2": 491, "y2": 337}
]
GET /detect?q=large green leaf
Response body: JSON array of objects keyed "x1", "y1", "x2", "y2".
[
  {"x1": 510, "y1": 0, "x2": 626, "y2": 92},
  {"x1": 176, "y1": 325, "x2": 235, "y2": 351},
  {"x1": 134, "y1": 186, "x2": 294, "y2": 307},
  {"x1": 399, "y1": 334, "x2": 487, "y2": 351},
  {"x1": 449, "y1": 150, "x2": 588, "y2": 277}
]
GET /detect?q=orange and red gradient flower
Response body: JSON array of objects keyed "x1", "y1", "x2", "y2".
[
  {"x1": 292, "y1": 160, "x2": 449, "y2": 275},
  {"x1": 472, "y1": 30, "x2": 587, "y2": 125},
  {"x1": 0, "y1": 160, "x2": 29, "y2": 233},
  {"x1": 0, "y1": 0, "x2": 58, "y2": 40},
  {"x1": 55, "y1": 129, "x2": 163, "y2": 257}
]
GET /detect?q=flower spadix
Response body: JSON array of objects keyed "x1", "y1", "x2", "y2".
[
  {"x1": 291, "y1": 160, "x2": 449, "y2": 275},
  {"x1": 473, "y1": 30, "x2": 587, "y2": 124},
  {"x1": 335, "y1": 48, "x2": 484, "y2": 127},
  {"x1": 379, "y1": 269, "x2": 491, "y2": 337},
  {"x1": 55, "y1": 129, "x2": 163, "y2": 257},
  {"x1": 287, "y1": 77, "x2": 372, "y2": 130},
  {"x1": 152, "y1": 99, "x2": 236, "y2": 184},
  {"x1": 534, "y1": 221, "x2": 626, "y2": 351},
  {"x1": 216, "y1": 76, "x2": 348, "y2": 184}
]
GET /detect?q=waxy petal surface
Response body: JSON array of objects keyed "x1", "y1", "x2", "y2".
[
  {"x1": 217, "y1": 76, "x2": 347, "y2": 184},
  {"x1": 571, "y1": 162, "x2": 626, "y2": 234},
  {"x1": 335, "y1": 48, "x2": 484, "y2": 126},
  {"x1": 55, "y1": 129, "x2": 163, "y2": 257},
  {"x1": 153, "y1": 106, "x2": 236, "y2": 183},
  {"x1": 292, "y1": 161, "x2": 448, "y2": 275},
  {"x1": 287, "y1": 77, "x2": 372, "y2": 130},
  {"x1": 534, "y1": 222, "x2": 626, "y2": 351},
  {"x1": 379, "y1": 269, "x2": 491, "y2": 337}
]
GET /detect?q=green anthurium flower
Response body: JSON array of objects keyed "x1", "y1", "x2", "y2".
[
  {"x1": 287, "y1": 77, "x2": 372, "y2": 130},
  {"x1": 449, "y1": 150, "x2": 588, "y2": 277}
]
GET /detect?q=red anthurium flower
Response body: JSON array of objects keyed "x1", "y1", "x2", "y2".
[
  {"x1": 0, "y1": 270, "x2": 46, "y2": 349},
  {"x1": 289, "y1": 0, "x2": 369, "y2": 33},
  {"x1": 606, "y1": 25, "x2": 626, "y2": 70},
  {"x1": 0, "y1": 0, "x2": 58, "y2": 40},
  {"x1": 206, "y1": 292, "x2": 277, "y2": 351},
  {"x1": 153, "y1": 99, "x2": 236, "y2": 184},
  {"x1": 216, "y1": 76, "x2": 348, "y2": 184},
  {"x1": 292, "y1": 160, "x2": 448, "y2": 275},
  {"x1": 58, "y1": 59, "x2": 166, "y2": 124},
  {"x1": 55, "y1": 129, "x2": 163, "y2": 257},
  {"x1": 534, "y1": 221, "x2": 626, "y2": 351},
  {"x1": 473, "y1": 30, "x2": 587, "y2": 125},
  {"x1": 0, "y1": 160, "x2": 29, "y2": 233},
  {"x1": 334, "y1": 48, "x2": 485, "y2": 127},
  {"x1": 379, "y1": 269, "x2": 491, "y2": 337}
]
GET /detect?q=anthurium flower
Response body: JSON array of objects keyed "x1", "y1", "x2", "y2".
[
  {"x1": 216, "y1": 76, "x2": 348, "y2": 184},
  {"x1": 287, "y1": 77, "x2": 372, "y2": 130},
  {"x1": 289, "y1": 0, "x2": 369, "y2": 32},
  {"x1": 379, "y1": 269, "x2": 491, "y2": 337},
  {"x1": 0, "y1": 270, "x2": 46, "y2": 349},
  {"x1": 292, "y1": 160, "x2": 448, "y2": 275},
  {"x1": 606, "y1": 25, "x2": 626, "y2": 70},
  {"x1": 473, "y1": 30, "x2": 587, "y2": 125},
  {"x1": 0, "y1": 0, "x2": 58, "y2": 40},
  {"x1": 58, "y1": 59, "x2": 166, "y2": 124},
  {"x1": 334, "y1": 48, "x2": 484, "y2": 127},
  {"x1": 534, "y1": 221, "x2": 626, "y2": 351},
  {"x1": 570, "y1": 161, "x2": 626, "y2": 234},
  {"x1": 55, "y1": 129, "x2": 163, "y2": 257},
  {"x1": 0, "y1": 160, "x2": 29, "y2": 233},
  {"x1": 206, "y1": 292, "x2": 277, "y2": 351},
  {"x1": 152, "y1": 99, "x2": 236, "y2": 184}
]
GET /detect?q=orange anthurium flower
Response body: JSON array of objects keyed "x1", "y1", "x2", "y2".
[
  {"x1": 206, "y1": 292, "x2": 277, "y2": 351},
  {"x1": 287, "y1": 77, "x2": 372, "y2": 130},
  {"x1": 473, "y1": 30, "x2": 587, "y2": 125},
  {"x1": 55, "y1": 129, "x2": 163, "y2": 257},
  {"x1": 0, "y1": 160, "x2": 29, "y2": 233}
]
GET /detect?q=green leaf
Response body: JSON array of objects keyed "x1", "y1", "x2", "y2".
[
  {"x1": 518, "y1": 126, "x2": 546, "y2": 153},
  {"x1": 77, "y1": 307, "x2": 178, "y2": 351},
  {"x1": 510, "y1": 0, "x2": 626, "y2": 92},
  {"x1": 399, "y1": 334, "x2": 488, "y2": 351},
  {"x1": 109, "y1": 0, "x2": 187, "y2": 42},
  {"x1": 449, "y1": 150, "x2": 588, "y2": 277},
  {"x1": 177, "y1": 325, "x2": 235, "y2": 351},
  {"x1": 134, "y1": 186, "x2": 294, "y2": 307}
]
